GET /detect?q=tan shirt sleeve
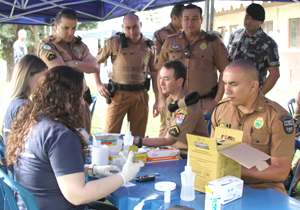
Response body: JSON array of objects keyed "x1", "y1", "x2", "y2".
[
  {"x1": 149, "y1": 45, "x2": 157, "y2": 73},
  {"x1": 154, "y1": 30, "x2": 163, "y2": 55},
  {"x1": 38, "y1": 41, "x2": 66, "y2": 68},
  {"x1": 212, "y1": 37, "x2": 231, "y2": 72},
  {"x1": 95, "y1": 38, "x2": 114, "y2": 64},
  {"x1": 269, "y1": 110, "x2": 295, "y2": 157},
  {"x1": 155, "y1": 39, "x2": 170, "y2": 71}
]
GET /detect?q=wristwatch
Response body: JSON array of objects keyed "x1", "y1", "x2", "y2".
[
  {"x1": 88, "y1": 164, "x2": 96, "y2": 177},
  {"x1": 138, "y1": 137, "x2": 143, "y2": 148}
]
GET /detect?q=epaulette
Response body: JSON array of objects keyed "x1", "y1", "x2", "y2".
[
  {"x1": 205, "y1": 32, "x2": 218, "y2": 42},
  {"x1": 75, "y1": 36, "x2": 82, "y2": 44},
  {"x1": 168, "y1": 92, "x2": 200, "y2": 112},
  {"x1": 146, "y1": 39, "x2": 155, "y2": 46},
  {"x1": 165, "y1": 32, "x2": 181, "y2": 40}
]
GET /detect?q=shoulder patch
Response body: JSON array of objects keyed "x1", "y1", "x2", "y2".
[
  {"x1": 42, "y1": 44, "x2": 51, "y2": 51},
  {"x1": 169, "y1": 125, "x2": 180, "y2": 137},
  {"x1": 46, "y1": 52, "x2": 57, "y2": 61},
  {"x1": 280, "y1": 115, "x2": 294, "y2": 134},
  {"x1": 175, "y1": 112, "x2": 186, "y2": 125},
  {"x1": 178, "y1": 110, "x2": 188, "y2": 115}
]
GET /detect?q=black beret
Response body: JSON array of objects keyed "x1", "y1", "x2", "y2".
[{"x1": 246, "y1": 3, "x2": 265, "y2": 21}]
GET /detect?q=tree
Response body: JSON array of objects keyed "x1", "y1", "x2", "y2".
[{"x1": 0, "y1": 24, "x2": 19, "y2": 82}]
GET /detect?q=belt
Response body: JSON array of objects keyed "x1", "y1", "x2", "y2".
[
  {"x1": 199, "y1": 92, "x2": 213, "y2": 99},
  {"x1": 115, "y1": 83, "x2": 147, "y2": 92}
]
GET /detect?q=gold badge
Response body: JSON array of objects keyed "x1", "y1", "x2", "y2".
[
  {"x1": 258, "y1": 106, "x2": 263, "y2": 110},
  {"x1": 60, "y1": 50, "x2": 68, "y2": 55},
  {"x1": 254, "y1": 117, "x2": 264, "y2": 129},
  {"x1": 200, "y1": 43, "x2": 207, "y2": 50}
]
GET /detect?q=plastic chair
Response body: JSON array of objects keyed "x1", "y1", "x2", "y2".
[
  {"x1": 90, "y1": 93, "x2": 98, "y2": 118},
  {"x1": 287, "y1": 98, "x2": 295, "y2": 117},
  {"x1": 0, "y1": 141, "x2": 7, "y2": 175},
  {"x1": 204, "y1": 114, "x2": 212, "y2": 136},
  {"x1": 0, "y1": 169, "x2": 39, "y2": 210},
  {"x1": 288, "y1": 138, "x2": 300, "y2": 196}
]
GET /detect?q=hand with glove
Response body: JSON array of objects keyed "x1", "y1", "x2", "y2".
[
  {"x1": 93, "y1": 165, "x2": 121, "y2": 176},
  {"x1": 119, "y1": 151, "x2": 144, "y2": 185}
]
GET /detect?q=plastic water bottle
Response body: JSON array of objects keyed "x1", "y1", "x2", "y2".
[{"x1": 180, "y1": 152, "x2": 195, "y2": 201}]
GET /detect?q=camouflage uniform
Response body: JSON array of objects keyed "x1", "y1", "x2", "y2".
[{"x1": 227, "y1": 27, "x2": 280, "y2": 86}]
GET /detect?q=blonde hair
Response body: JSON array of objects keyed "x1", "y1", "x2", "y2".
[{"x1": 0, "y1": 54, "x2": 47, "y2": 131}]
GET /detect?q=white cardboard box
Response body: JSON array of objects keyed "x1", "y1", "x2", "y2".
[{"x1": 206, "y1": 175, "x2": 243, "y2": 206}]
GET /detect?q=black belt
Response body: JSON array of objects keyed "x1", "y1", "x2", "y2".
[
  {"x1": 199, "y1": 92, "x2": 213, "y2": 99},
  {"x1": 115, "y1": 83, "x2": 147, "y2": 92}
]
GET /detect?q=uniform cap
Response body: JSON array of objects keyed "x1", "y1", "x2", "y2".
[{"x1": 246, "y1": 3, "x2": 265, "y2": 21}]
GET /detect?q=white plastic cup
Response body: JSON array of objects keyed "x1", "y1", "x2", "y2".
[{"x1": 92, "y1": 145, "x2": 109, "y2": 166}]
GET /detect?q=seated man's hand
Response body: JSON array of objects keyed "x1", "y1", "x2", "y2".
[
  {"x1": 119, "y1": 151, "x2": 144, "y2": 185},
  {"x1": 94, "y1": 165, "x2": 121, "y2": 176}
]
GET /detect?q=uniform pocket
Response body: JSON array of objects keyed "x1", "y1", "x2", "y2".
[{"x1": 250, "y1": 132, "x2": 270, "y2": 154}]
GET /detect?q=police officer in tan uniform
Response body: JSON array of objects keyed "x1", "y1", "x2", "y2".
[
  {"x1": 153, "y1": 4, "x2": 184, "y2": 55},
  {"x1": 156, "y1": 4, "x2": 230, "y2": 116},
  {"x1": 211, "y1": 59, "x2": 295, "y2": 194},
  {"x1": 132, "y1": 60, "x2": 208, "y2": 157},
  {"x1": 153, "y1": 4, "x2": 185, "y2": 137},
  {"x1": 38, "y1": 8, "x2": 99, "y2": 133},
  {"x1": 95, "y1": 13, "x2": 158, "y2": 138}
]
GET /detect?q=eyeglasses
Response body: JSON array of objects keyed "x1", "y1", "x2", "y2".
[{"x1": 184, "y1": 45, "x2": 190, "y2": 59}]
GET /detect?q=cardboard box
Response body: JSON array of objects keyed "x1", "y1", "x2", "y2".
[
  {"x1": 206, "y1": 175, "x2": 243, "y2": 205},
  {"x1": 109, "y1": 146, "x2": 147, "y2": 165},
  {"x1": 187, "y1": 127, "x2": 270, "y2": 193},
  {"x1": 145, "y1": 146, "x2": 180, "y2": 162}
]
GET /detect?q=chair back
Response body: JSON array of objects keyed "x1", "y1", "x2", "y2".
[
  {"x1": 90, "y1": 93, "x2": 98, "y2": 118},
  {"x1": 287, "y1": 98, "x2": 295, "y2": 117},
  {"x1": 0, "y1": 141, "x2": 7, "y2": 174},
  {"x1": 0, "y1": 169, "x2": 39, "y2": 210},
  {"x1": 204, "y1": 114, "x2": 212, "y2": 136},
  {"x1": 288, "y1": 138, "x2": 300, "y2": 196}
]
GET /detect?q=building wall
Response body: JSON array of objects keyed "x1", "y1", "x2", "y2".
[{"x1": 213, "y1": 2, "x2": 300, "y2": 85}]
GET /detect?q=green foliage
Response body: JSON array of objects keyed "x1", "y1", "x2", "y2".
[
  {"x1": 0, "y1": 24, "x2": 17, "y2": 60},
  {"x1": 77, "y1": 21, "x2": 98, "y2": 31}
]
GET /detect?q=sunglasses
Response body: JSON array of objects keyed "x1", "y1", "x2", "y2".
[{"x1": 184, "y1": 45, "x2": 190, "y2": 59}]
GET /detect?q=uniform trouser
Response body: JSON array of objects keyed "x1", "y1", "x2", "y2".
[
  {"x1": 104, "y1": 90, "x2": 149, "y2": 138},
  {"x1": 158, "y1": 97, "x2": 217, "y2": 137},
  {"x1": 79, "y1": 101, "x2": 92, "y2": 134}
]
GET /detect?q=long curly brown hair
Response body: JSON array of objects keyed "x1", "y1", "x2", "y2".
[{"x1": 6, "y1": 66, "x2": 89, "y2": 166}]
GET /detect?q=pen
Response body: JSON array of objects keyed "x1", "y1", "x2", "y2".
[{"x1": 250, "y1": 127, "x2": 253, "y2": 136}]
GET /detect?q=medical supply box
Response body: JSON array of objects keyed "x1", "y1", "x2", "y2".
[
  {"x1": 145, "y1": 146, "x2": 180, "y2": 162},
  {"x1": 205, "y1": 175, "x2": 244, "y2": 208},
  {"x1": 187, "y1": 127, "x2": 270, "y2": 193}
]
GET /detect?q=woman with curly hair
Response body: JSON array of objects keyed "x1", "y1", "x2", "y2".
[
  {"x1": 0, "y1": 54, "x2": 47, "y2": 144},
  {"x1": 6, "y1": 66, "x2": 144, "y2": 210}
]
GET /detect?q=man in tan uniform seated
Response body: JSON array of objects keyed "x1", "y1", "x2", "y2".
[
  {"x1": 95, "y1": 13, "x2": 158, "y2": 138},
  {"x1": 132, "y1": 60, "x2": 208, "y2": 158},
  {"x1": 156, "y1": 4, "x2": 230, "y2": 116},
  {"x1": 38, "y1": 8, "x2": 99, "y2": 133},
  {"x1": 211, "y1": 59, "x2": 295, "y2": 194}
]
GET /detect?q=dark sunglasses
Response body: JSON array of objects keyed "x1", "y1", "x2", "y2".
[{"x1": 184, "y1": 45, "x2": 190, "y2": 59}]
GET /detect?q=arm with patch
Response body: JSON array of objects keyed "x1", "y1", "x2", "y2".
[
  {"x1": 149, "y1": 46, "x2": 159, "y2": 118},
  {"x1": 155, "y1": 41, "x2": 170, "y2": 115},
  {"x1": 166, "y1": 109, "x2": 208, "y2": 143},
  {"x1": 242, "y1": 113, "x2": 295, "y2": 182},
  {"x1": 38, "y1": 41, "x2": 66, "y2": 68},
  {"x1": 154, "y1": 31, "x2": 164, "y2": 55},
  {"x1": 65, "y1": 44, "x2": 99, "y2": 74},
  {"x1": 260, "y1": 43, "x2": 280, "y2": 94}
]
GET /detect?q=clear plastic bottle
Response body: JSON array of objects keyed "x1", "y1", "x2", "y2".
[
  {"x1": 180, "y1": 152, "x2": 195, "y2": 201},
  {"x1": 123, "y1": 122, "x2": 133, "y2": 147}
]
